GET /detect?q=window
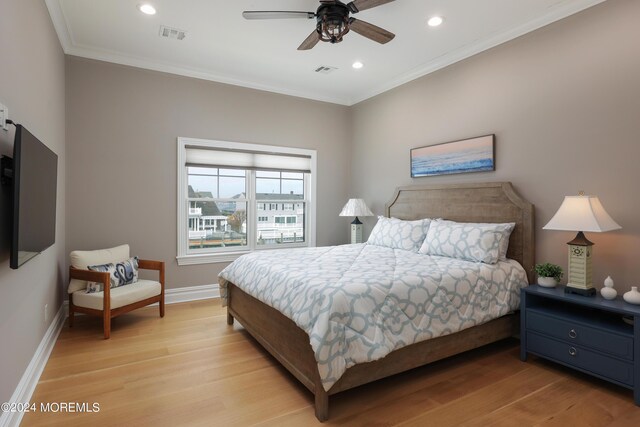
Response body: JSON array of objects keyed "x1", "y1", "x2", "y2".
[
  {"x1": 255, "y1": 171, "x2": 305, "y2": 246},
  {"x1": 186, "y1": 167, "x2": 247, "y2": 251},
  {"x1": 177, "y1": 138, "x2": 317, "y2": 265}
]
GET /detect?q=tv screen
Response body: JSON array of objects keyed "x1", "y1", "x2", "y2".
[{"x1": 10, "y1": 125, "x2": 58, "y2": 269}]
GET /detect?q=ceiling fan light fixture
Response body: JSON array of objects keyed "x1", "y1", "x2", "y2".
[
  {"x1": 138, "y1": 3, "x2": 156, "y2": 15},
  {"x1": 352, "y1": 61, "x2": 364, "y2": 69},
  {"x1": 316, "y1": 4, "x2": 351, "y2": 44},
  {"x1": 243, "y1": 0, "x2": 396, "y2": 50},
  {"x1": 427, "y1": 16, "x2": 444, "y2": 27}
]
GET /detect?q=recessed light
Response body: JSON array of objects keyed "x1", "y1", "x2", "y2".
[
  {"x1": 352, "y1": 61, "x2": 364, "y2": 69},
  {"x1": 138, "y1": 4, "x2": 156, "y2": 15},
  {"x1": 427, "y1": 16, "x2": 444, "y2": 27}
]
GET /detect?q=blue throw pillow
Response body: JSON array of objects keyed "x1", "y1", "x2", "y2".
[{"x1": 86, "y1": 256, "x2": 139, "y2": 293}]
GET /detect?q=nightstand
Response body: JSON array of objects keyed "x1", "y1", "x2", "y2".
[{"x1": 520, "y1": 284, "x2": 640, "y2": 405}]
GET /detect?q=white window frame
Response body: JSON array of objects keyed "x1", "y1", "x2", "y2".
[{"x1": 177, "y1": 137, "x2": 317, "y2": 265}]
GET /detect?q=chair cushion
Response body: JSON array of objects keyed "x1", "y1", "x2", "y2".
[
  {"x1": 68, "y1": 244, "x2": 130, "y2": 293},
  {"x1": 72, "y1": 279, "x2": 161, "y2": 311}
]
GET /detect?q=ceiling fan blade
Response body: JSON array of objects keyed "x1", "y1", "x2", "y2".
[
  {"x1": 349, "y1": 19, "x2": 395, "y2": 44},
  {"x1": 242, "y1": 11, "x2": 315, "y2": 20},
  {"x1": 347, "y1": 0, "x2": 395, "y2": 13},
  {"x1": 297, "y1": 30, "x2": 320, "y2": 51}
]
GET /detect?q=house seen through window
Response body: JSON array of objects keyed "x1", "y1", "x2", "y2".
[
  {"x1": 187, "y1": 167, "x2": 247, "y2": 249},
  {"x1": 187, "y1": 169, "x2": 306, "y2": 249}
]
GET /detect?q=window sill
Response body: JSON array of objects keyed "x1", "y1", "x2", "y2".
[
  {"x1": 176, "y1": 252, "x2": 249, "y2": 266},
  {"x1": 176, "y1": 243, "x2": 312, "y2": 266}
]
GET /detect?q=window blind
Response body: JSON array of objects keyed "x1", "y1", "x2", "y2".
[{"x1": 185, "y1": 147, "x2": 311, "y2": 173}]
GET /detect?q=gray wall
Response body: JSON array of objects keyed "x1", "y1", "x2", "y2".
[
  {"x1": 65, "y1": 57, "x2": 351, "y2": 288},
  {"x1": 0, "y1": 1, "x2": 66, "y2": 405},
  {"x1": 351, "y1": 0, "x2": 640, "y2": 292}
]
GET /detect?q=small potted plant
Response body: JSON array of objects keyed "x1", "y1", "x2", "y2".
[{"x1": 534, "y1": 263, "x2": 563, "y2": 288}]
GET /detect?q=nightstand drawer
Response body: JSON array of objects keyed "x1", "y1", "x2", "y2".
[
  {"x1": 527, "y1": 332, "x2": 634, "y2": 387},
  {"x1": 526, "y1": 309, "x2": 633, "y2": 361}
]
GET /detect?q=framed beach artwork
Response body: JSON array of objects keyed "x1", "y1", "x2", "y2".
[{"x1": 410, "y1": 134, "x2": 495, "y2": 178}]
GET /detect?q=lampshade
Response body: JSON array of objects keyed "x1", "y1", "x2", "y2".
[
  {"x1": 543, "y1": 195, "x2": 621, "y2": 232},
  {"x1": 339, "y1": 199, "x2": 373, "y2": 217}
]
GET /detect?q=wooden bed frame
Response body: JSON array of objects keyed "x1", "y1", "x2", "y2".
[{"x1": 225, "y1": 182, "x2": 534, "y2": 421}]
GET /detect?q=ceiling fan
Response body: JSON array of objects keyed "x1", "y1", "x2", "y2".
[{"x1": 242, "y1": 0, "x2": 396, "y2": 50}]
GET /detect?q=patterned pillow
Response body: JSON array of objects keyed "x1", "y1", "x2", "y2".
[
  {"x1": 419, "y1": 220, "x2": 515, "y2": 264},
  {"x1": 86, "y1": 256, "x2": 139, "y2": 293},
  {"x1": 366, "y1": 216, "x2": 431, "y2": 252}
]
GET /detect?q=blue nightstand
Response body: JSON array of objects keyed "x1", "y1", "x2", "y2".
[{"x1": 521, "y1": 284, "x2": 640, "y2": 405}]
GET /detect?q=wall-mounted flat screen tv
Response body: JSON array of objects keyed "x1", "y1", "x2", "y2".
[{"x1": 10, "y1": 125, "x2": 58, "y2": 269}]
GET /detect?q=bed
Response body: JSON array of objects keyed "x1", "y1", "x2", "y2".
[{"x1": 219, "y1": 182, "x2": 534, "y2": 421}]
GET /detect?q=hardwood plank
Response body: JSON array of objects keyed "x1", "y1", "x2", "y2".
[
  {"x1": 396, "y1": 366, "x2": 563, "y2": 426},
  {"x1": 259, "y1": 347, "x2": 530, "y2": 427},
  {"x1": 460, "y1": 377, "x2": 590, "y2": 427},
  {"x1": 534, "y1": 369, "x2": 639, "y2": 427},
  {"x1": 20, "y1": 300, "x2": 639, "y2": 427}
]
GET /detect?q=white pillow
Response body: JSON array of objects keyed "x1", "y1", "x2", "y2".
[
  {"x1": 367, "y1": 216, "x2": 431, "y2": 252},
  {"x1": 419, "y1": 220, "x2": 515, "y2": 264}
]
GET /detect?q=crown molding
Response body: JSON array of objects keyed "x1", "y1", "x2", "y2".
[
  {"x1": 45, "y1": 0, "x2": 74, "y2": 49},
  {"x1": 46, "y1": 0, "x2": 606, "y2": 107},
  {"x1": 64, "y1": 44, "x2": 351, "y2": 106}
]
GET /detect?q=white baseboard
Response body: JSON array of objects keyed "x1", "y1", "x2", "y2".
[
  {"x1": 165, "y1": 284, "x2": 219, "y2": 304},
  {"x1": 0, "y1": 304, "x2": 66, "y2": 427},
  {"x1": 0, "y1": 283, "x2": 218, "y2": 427}
]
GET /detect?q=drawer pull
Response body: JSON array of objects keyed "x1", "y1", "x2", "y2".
[
  {"x1": 568, "y1": 329, "x2": 577, "y2": 339},
  {"x1": 569, "y1": 347, "x2": 577, "y2": 356}
]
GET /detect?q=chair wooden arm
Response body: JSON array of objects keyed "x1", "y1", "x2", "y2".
[
  {"x1": 138, "y1": 259, "x2": 163, "y2": 271},
  {"x1": 138, "y1": 259, "x2": 165, "y2": 290},
  {"x1": 69, "y1": 266, "x2": 111, "y2": 312},
  {"x1": 69, "y1": 266, "x2": 111, "y2": 285}
]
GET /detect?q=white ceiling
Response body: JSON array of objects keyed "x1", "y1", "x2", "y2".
[{"x1": 46, "y1": 0, "x2": 605, "y2": 105}]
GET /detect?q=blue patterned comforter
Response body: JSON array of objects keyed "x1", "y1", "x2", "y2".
[{"x1": 218, "y1": 244, "x2": 527, "y2": 391}]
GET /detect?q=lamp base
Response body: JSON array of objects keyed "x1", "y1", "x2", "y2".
[
  {"x1": 350, "y1": 222, "x2": 363, "y2": 244},
  {"x1": 567, "y1": 232, "x2": 594, "y2": 295},
  {"x1": 564, "y1": 286, "x2": 597, "y2": 297}
]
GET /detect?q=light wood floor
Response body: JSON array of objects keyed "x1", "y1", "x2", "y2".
[{"x1": 23, "y1": 300, "x2": 640, "y2": 427}]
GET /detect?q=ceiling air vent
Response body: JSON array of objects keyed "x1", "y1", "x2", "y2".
[
  {"x1": 159, "y1": 25, "x2": 187, "y2": 41},
  {"x1": 314, "y1": 66, "x2": 338, "y2": 75}
]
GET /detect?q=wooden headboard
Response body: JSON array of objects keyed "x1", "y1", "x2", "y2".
[{"x1": 385, "y1": 182, "x2": 535, "y2": 281}]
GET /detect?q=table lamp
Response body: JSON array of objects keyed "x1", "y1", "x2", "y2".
[
  {"x1": 543, "y1": 192, "x2": 621, "y2": 296},
  {"x1": 339, "y1": 199, "x2": 374, "y2": 244}
]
